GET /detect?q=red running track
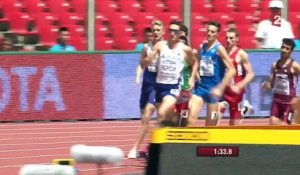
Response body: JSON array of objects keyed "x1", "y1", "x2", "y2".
[{"x1": 0, "y1": 118, "x2": 269, "y2": 175}]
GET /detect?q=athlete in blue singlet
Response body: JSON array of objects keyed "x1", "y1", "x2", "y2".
[
  {"x1": 188, "y1": 21, "x2": 236, "y2": 126},
  {"x1": 128, "y1": 20, "x2": 165, "y2": 159}
]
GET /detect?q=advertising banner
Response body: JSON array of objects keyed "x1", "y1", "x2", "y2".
[{"x1": 0, "y1": 54, "x2": 104, "y2": 121}]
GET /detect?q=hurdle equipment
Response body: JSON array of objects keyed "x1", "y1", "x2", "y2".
[
  {"x1": 19, "y1": 164, "x2": 76, "y2": 175},
  {"x1": 146, "y1": 126, "x2": 300, "y2": 175},
  {"x1": 53, "y1": 159, "x2": 75, "y2": 166},
  {"x1": 70, "y1": 144, "x2": 124, "y2": 174}
]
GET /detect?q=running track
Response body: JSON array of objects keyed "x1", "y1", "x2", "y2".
[{"x1": 0, "y1": 118, "x2": 269, "y2": 175}]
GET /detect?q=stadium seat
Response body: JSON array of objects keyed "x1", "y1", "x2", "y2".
[
  {"x1": 238, "y1": 36, "x2": 256, "y2": 49},
  {"x1": 135, "y1": 24, "x2": 152, "y2": 42},
  {"x1": 235, "y1": 24, "x2": 256, "y2": 37},
  {"x1": 157, "y1": 12, "x2": 182, "y2": 25},
  {"x1": 58, "y1": 12, "x2": 85, "y2": 26},
  {"x1": 231, "y1": 12, "x2": 255, "y2": 25},
  {"x1": 118, "y1": 0, "x2": 143, "y2": 14},
  {"x1": 95, "y1": 36, "x2": 115, "y2": 50},
  {"x1": 288, "y1": 12, "x2": 300, "y2": 26},
  {"x1": 191, "y1": 13, "x2": 207, "y2": 24},
  {"x1": 37, "y1": 25, "x2": 58, "y2": 46},
  {"x1": 95, "y1": 13, "x2": 110, "y2": 25},
  {"x1": 212, "y1": 0, "x2": 235, "y2": 13},
  {"x1": 191, "y1": 24, "x2": 206, "y2": 38},
  {"x1": 110, "y1": 24, "x2": 136, "y2": 38},
  {"x1": 133, "y1": 12, "x2": 155, "y2": 25},
  {"x1": 47, "y1": 0, "x2": 72, "y2": 14},
  {"x1": 69, "y1": 36, "x2": 87, "y2": 51},
  {"x1": 68, "y1": 25, "x2": 85, "y2": 37},
  {"x1": 23, "y1": 0, "x2": 48, "y2": 14},
  {"x1": 143, "y1": 1, "x2": 166, "y2": 13},
  {"x1": 96, "y1": 0, "x2": 119, "y2": 14},
  {"x1": 235, "y1": 1, "x2": 259, "y2": 13},
  {"x1": 106, "y1": 12, "x2": 134, "y2": 25},
  {"x1": 7, "y1": 12, "x2": 37, "y2": 35},
  {"x1": 191, "y1": 0, "x2": 212, "y2": 14},
  {"x1": 32, "y1": 12, "x2": 59, "y2": 27},
  {"x1": 95, "y1": 24, "x2": 111, "y2": 37},
  {"x1": 191, "y1": 36, "x2": 206, "y2": 49},
  {"x1": 164, "y1": 0, "x2": 182, "y2": 13},
  {"x1": 114, "y1": 36, "x2": 137, "y2": 50},
  {"x1": 1, "y1": 0, "x2": 25, "y2": 16},
  {"x1": 289, "y1": 0, "x2": 300, "y2": 12},
  {"x1": 70, "y1": 0, "x2": 86, "y2": 14}
]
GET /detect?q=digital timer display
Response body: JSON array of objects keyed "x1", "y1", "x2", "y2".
[{"x1": 197, "y1": 146, "x2": 239, "y2": 157}]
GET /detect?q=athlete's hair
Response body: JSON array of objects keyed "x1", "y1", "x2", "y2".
[
  {"x1": 227, "y1": 28, "x2": 239, "y2": 37},
  {"x1": 152, "y1": 20, "x2": 164, "y2": 28},
  {"x1": 144, "y1": 27, "x2": 152, "y2": 34},
  {"x1": 180, "y1": 24, "x2": 189, "y2": 37},
  {"x1": 207, "y1": 21, "x2": 221, "y2": 32},
  {"x1": 179, "y1": 35, "x2": 189, "y2": 46},
  {"x1": 282, "y1": 38, "x2": 295, "y2": 51}
]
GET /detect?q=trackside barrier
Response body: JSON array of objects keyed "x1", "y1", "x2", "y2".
[{"x1": 0, "y1": 51, "x2": 299, "y2": 121}]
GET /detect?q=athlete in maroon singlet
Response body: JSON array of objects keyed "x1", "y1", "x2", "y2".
[
  {"x1": 262, "y1": 38, "x2": 300, "y2": 125},
  {"x1": 219, "y1": 28, "x2": 255, "y2": 125}
]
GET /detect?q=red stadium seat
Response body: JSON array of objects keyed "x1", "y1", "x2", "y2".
[
  {"x1": 110, "y1": 24, "x2": 136, "y2": 38},
  {"x1": 68, "y1": 25, "x2": 85, "y2": 37},
  {"x1": 106, "y1": 12, "x2": 134, "y2": 25},
  {"x1": 96, "y1": 0, "x2": 119, "y2": 14},
  {"x1": 191, "y1": 36, "x2": 206, "y2": 49},
  {"x1": 37, "y1": 25, "x2": 58, "y2": 46},
  {"x1": 235, "y1": 24, "x2": 256, "y2": 37},
  {"x1": 133, "y1": 12, "x2": 155, "y2": 25},
  {"x1": 32, "y1": 12, "x2": 59, "y2": 27},
  {"x1": 212, "y1": 0, "x2": 235, "y2": 13},
  {"x1": 47, "y1": 0, "x2": 72, "y2": 14},
  {"x1": 143, "y1": 1, "x2": 166, "y2": 13},
  {"x1": 69, "y1": 36, "x2": 87, "y2": 51},
  {"x1": 157, "y1": 12, "x2": 182, "y2": 26},
  {"x1": 289, "y1": 0, "x2": 300, "y2": 12},
  {"x1": 119, "y1": 0, "x2": 143, "y2": 14},
  {"x1": 1, "y1": 0, "x2": 25, "y2": 16},
  {"x1": 95, "y1": 24, "x2": 111, "y2": 37},
  {"x1": 135, "y1": 24, "x2": 152, "y2": 42},
  {"x1": 95, "y1": 36, "x2": 115, "y2": 50},
  {"x1": 114, "y1": 36, "x2": 137, "y2": 50},
  {"x1": 238, "y1": 36, "x2": 256, "y2": 49},
  {"x1": 58, "y1": 12, "x2": 85, "y2": 26},
  {"x1": 235, "y1": 1, "x2": 259, "y2": 13},
  {"x1": 191, "y1": 0, "x2": 212, "y2": 13},
  {"x1": 23, "y1": 0, "x2": 48, "y2": 14},
  {"x1": 231, "y1": 12, "x2": 254, "y2": 25},
  {"x1": 70, "y1": 0, "x2": 86, "y2": 14},
  {"x1": 8, "y1": 12, "x2": 37, "y2": 35},
  {"x1": 164, "y1": 0, "x2": 182, "y2": 13}
]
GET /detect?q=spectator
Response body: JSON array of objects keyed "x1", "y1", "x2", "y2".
[
  {"x1": 49, "y1": 27, "x2": 76, "y2": 51},
  {"x1": 295, "y1": 24, "x2": 300, "y2": 50},
  {"x1": 1, "y1": 38, "x2": 15, "y2": 51},
  {"x1": 135, "y1": 27, "x2": 154, "y2": 51},
  {"x1": 255, "y1": 0, "x2": 294, "y2": 49}
]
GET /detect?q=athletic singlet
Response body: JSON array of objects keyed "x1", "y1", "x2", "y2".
[
  {"x1": 272, "y1": 59, "x2": 297, "y2": 104},
  {"x1": 229, "y1": 47, "x2": 245, "y2": 84},
  {"x1": 180, "y1": 60, "x2": 190, "y2": 90},
  {"x1": 156, "y1": 42, "x2": 185, "y2": 84},
  {"x1": 198, "y1": 42, "x2": 225, "y2": 89},
  {"x1": 142, "y1": 42, "x2": 157, "y2": 84}
]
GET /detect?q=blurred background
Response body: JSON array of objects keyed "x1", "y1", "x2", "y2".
[{"x1": 0, "y1": 0, "x2": 299, "y2": 51}]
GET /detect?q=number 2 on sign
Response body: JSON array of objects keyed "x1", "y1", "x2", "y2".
[{"x1": 272, "y1": 15, "x2": 281, "y2": 27}]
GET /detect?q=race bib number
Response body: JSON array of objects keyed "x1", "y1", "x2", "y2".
[
  {"x1": 273, "y1": 74, "x2": 290, "y2": 95},
  {"x1": 199, "y1": 58, "x2": 214, "y2": 76}
]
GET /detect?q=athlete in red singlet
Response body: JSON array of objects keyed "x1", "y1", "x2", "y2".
[
  {"x1": 262, "y1": 38, "x2": 300, "y2": 125},
  {"x1": 218, "y1": 28, "x2": 255, "y2": 125}
]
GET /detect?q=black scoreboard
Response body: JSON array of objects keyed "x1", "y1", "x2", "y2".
[{"x1": 146, "y1": 126, "x2": 300, "y2": 175}]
